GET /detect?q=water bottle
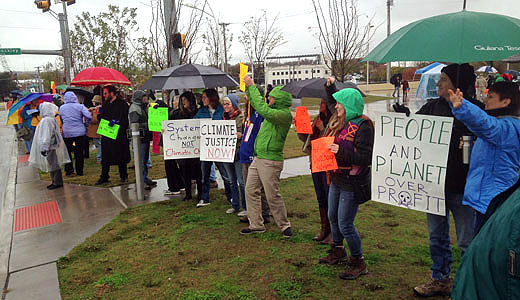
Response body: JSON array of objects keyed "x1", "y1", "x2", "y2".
[{"x1": 462, "y1": 135, "x2": 473, "y2": 164}]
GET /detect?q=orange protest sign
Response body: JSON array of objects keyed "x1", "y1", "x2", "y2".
[
  {"x1": 239, "y1": 63, "x2": 248, "y2": 92},
  {"x1": 295, "y1": 106, "x2": 313, "y2": 134},
  {"x1": 311, "y1": 137, "x2": 338, "y2": 173}
]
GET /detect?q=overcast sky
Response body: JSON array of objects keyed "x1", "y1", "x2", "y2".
[{"x1": 1, "y1": 0, "x2": 519, "y2": 73}]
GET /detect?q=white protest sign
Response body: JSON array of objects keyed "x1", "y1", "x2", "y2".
[
  {"x1": 199, "y1": 120, "x2": 237, "y2": 163},
  {"x1": 162, "y1": 119, "x2": 200, "y2": 160},
  {"x1": 371, "y1": 112, "x2": 453, "y2": 216}
]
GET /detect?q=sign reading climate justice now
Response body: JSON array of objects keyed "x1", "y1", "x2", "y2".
[
  {"x1": 371, "y1": 112, "x2": 453, "y2": 216},
  {"x1": 200, "y1": 120, "x2": 237, "y2": 163},
  {"x1": 162, "y1": 119, "x2": 201, "y2": 160}
]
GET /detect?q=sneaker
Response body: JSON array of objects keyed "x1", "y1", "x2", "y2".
[
  {"x1": 196, "y1": 200, "x2": 210, "y2": 207},
  {"x1": 237, "y1": 210, "x2": 247, "y2": 217},
  {"x1": 339, "y1": 256, "x2": 368, "y2": 280},
  {"x1": 226, "y1": 208, "x2": 237, "y2": 214},
  {"x1": 240, "y1": 228, "x2": 266, "y2": 235},
  {"x1": 95, "y1": 178, "x2": 109, "y2": 185},
  {"x1": 164, "y1": 189, "x2": 181, "y2": 195},
  {"x1": 180, "y1": 188, "x2": 185, "y2": 192},
  {"x1": 282, "y1": 227, "x2": 293, "y2": 238},
  {"x1": 413, "y1": 278, "x2": 452, "y2": 297}
]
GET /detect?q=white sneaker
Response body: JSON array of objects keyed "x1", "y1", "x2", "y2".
[
  {"x1": 164, "y1": 189, "x2": 181, "y2": 195},
  {"x1": 237, "y1": 210, "x2": 247, "y2": 217},
  {"x1": 180, "y1": 188, "x2": 186, "y2": 192},
  {"x1": 196, "y1": 200, "x2": 210, "y2": 207},
  {"x1": 226, "y1": 208, "x2": 237, "y2": 214}
]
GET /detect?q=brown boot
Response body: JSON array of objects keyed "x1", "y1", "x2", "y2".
[
  {"x1": 319, "y1": 232, "x2": 332, "y2": 245},
  {"x1": 318, "y1": 244, "x2": 347, "y2": 265},
  {"x1": 339, "y1": 256, "x2": 368, "y2": 280},
  {"x1": 413, "y1": 278, "x2": 452, "y2": 297},
  {"x1": 313, "y1": 207, "x2": 331, "y2": 242}
]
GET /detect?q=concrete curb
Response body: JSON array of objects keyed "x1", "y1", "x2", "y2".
[{"x1": 0, "y1": 129, "x2": 17, "y2": 290}]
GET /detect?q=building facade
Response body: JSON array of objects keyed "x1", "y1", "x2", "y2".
[{"x1": 264, "y1": 54, "x2": 331, "y2": 87}]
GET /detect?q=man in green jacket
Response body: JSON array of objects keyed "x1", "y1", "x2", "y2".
[{"x1": 240, "y1": 76, "x2": 293, "y2": 237}]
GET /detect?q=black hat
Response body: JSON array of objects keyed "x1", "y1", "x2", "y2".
[{"x1": 441, "y1": 63, "x2": 476, "y2": 98}]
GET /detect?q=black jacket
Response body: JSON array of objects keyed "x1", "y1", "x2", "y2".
[{"x1": 416, "y1": 97, "x2": 484, "y2": 194}]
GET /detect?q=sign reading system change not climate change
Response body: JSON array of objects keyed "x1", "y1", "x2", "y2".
[
  {"x1": 371, "y1": 112, "x2": 453, "y2": 216},
  {"x1": 162, "y1": 119, "x2": 200, "y2": 159}
]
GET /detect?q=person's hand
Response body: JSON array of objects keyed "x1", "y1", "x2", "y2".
[
  {"x1": 448, "y1": 88, "x2": 464, "y2": 109},
  {"x1": 41, "y1": 151, "x2": 48, "y2": 157},
  {"x1": 328, "y1": 143, "x2": 339, "y2": 154},
  {"x1": 237, "y1": 132, "x2": 243, "y2": 139},
  {"x1": 109, "y1": 119, "x2": 118, "y2": 127},
  {"x1": 459, "y1": 137, "x2": 464, "y2": 149},
  {"x1": 244, "y1": 75, "x2": 254, "y2": 87},
  {"x1": 326, "y1": 77, "x2": 336, "y2": 86}
]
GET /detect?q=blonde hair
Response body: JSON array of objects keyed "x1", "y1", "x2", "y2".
[{"x1": 327, "y1": 110, "x2": 346, "y2": 137}]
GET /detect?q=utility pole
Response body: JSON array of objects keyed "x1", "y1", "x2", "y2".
[
  {"x1": 219, "y1": 22, "x2": 229, "y2": 73},
  {"x1": 164, "y1": 0, "x2": 180, "y2": 67},
  {"x1": 35, "y1": 66, "x2": 43, "y2": 92},
  {"x1": 386, "y1": 0, "x2": 392, "y2": 83},
  {"x1": 61, "y1": 1, "x2": 74, "y2": 83}
]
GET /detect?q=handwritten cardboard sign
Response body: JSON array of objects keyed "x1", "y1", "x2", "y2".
[
  {"x1": 311, "y1": 136, "x2": 338, "y2": 173},
  {"x1": 200, "y1": 120, "x2": 237, "y2": 163},
  {"x1": 162, "y1": 119, "x2": 200, "y2": 159},
  {"x1": 371, "y1": 112, "x2": 453, "y2": 216},
  {"x1": 97, "y1": 118, "x2": 120, "y2": 140},
  {"x1": 148, "y1": 107, "x2": 169, "y2": 132},
  {"x1": 239, "y1": 63, "x2": 248, "y2": 92},
  {"x1": 295, "y1": 106, "x2": 313, "y2": 134}
]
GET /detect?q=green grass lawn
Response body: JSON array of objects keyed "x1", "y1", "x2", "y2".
[{"x1": 57, "y1": 175, "x2": 459, "y2": 300}]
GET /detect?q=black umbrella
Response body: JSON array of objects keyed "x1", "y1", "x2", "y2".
[
  {"x1": 281, "y1": 78, "x2": 365, "y2": 99},
  {"x1": 66, "y1": 87, "x2": 94, "y2": 108},
  {"x1": 142, "y1": 63, "x2": 239, "y2": 90}
]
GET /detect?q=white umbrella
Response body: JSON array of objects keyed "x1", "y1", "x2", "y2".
[{"x1": 476, "y1": 66, "x2": 498, "y2": 73}]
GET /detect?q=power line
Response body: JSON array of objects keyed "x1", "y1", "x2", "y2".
[{"x1": 0, "y1": 9, "x2": 41, "y2": 15}]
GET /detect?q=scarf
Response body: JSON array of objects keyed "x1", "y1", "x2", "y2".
[{"x1": 223, "y1": 108, "x2": 241, "y2": 120}]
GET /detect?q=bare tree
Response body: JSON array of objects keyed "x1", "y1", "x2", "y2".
[
  {"x1": 239, "y1": 11, "x2": 285, "y2": 81},
  {"x1": 312, "y1": 0, "x2": 376, "y2": 82},
  {"x1": 202, "y1": 17, "x2": 233, "y2": 68}
]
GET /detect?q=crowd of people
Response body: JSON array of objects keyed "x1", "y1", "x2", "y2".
[{"x1": 20, "y1": 62, "x2": 520, "y2": 298}]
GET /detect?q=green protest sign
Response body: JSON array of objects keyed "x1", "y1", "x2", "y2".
[
  {"x1": 148, "y1": 107, "x2": 169, "y2": 132},
  {"x1": 97, "y1": 119, "x2": 120, "y2": 140}
]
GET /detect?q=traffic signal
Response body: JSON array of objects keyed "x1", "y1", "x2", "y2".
[
  {"x1": 172, "y1": 33, "x2": 186, "y2": 49},
  {"x1": 34, "y1": 0, "x2": 51, "y2": 12}
]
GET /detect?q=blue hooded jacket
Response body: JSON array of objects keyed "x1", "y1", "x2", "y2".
[
  {"x1": 193, "y1": 104, "x2": 224, "y2": 120},
  {"x1": 239, "y1": 104, "x2": 264, "y2": 164},
  {"x1": 451, "y1": 99, "x2": 520, "y2": 214}
]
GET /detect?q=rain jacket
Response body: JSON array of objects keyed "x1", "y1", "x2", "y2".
[
  {"x1": 451, "y1": 180, "x2": 520, "y2": 300},
  {"x1": 128, "y1": 90, "x2": 151, "y2": 143},
  {"x1": 21, "y1": 103, "x2": 39, "y2": 129},
  {"x1": 451, "y1": 99, "x2": 520, "y2": 214},
  {"x1": 245, "y1": 85, "x2": 292, "y2": 161},
  {"x1": 59, "y1": 91, "x2": 92, "y2": 138},
  {"x1": 193, "y1": 104, "x2": 224, "y2": 120},
  {"x1": 239, "y1": 104, "x2": 264, "y2": 164},
  {"x1": 100, "y1": 96, "x2": 131, "y2": 165},
  {"x1": 29, "y1": 102, "x2": 70, "y2": 172}
]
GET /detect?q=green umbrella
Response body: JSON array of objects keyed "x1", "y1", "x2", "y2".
[{"x1": 364, "y1": 10, "x2": 520, "y2": 63}]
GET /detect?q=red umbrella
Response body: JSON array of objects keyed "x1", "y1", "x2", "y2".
[{"x1": 70, "y1": 66, "x2": 132, "y2": 86}]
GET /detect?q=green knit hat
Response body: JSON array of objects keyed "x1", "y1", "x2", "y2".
[{"x1": 332, "y1": 88, "x2": 364, "y2": 121}]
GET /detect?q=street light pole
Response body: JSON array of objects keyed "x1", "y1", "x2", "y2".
[
  {"x1": 219, "y1": 22, "x2": 229, "y2": 73},
  {"x1": 61, "y1": 0, "x2": 74, "y2": 83},
  {"x1": 386, "y1": 0, "x2": 392, "y2": 83},
  {"x1": 164, "y1": 0, "x2": 180, "y2": 67},
  {"x1": 366, "y1": 43, "x2": 370, "y2": 93}
]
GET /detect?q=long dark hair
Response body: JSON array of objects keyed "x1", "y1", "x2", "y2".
[{"x1": 203, "y1": 88, "x2": 220, "y2": 109}]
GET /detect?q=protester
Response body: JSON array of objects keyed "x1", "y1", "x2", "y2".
[
  {"x1": 411, "y1": 63, "x2": 484, "y2": 297},
  {"x1": 297, "y1": 98, "x2": 332, "y2": 244},
  {"x1": 129, "y1": 90, "x2": 157, "y2": 190},
  {"x1": 28, "y1": 102, "x2": 70, "y2": 190},
  {"x1": 239, "y1": 94, "x2": 272, "y2": 222},
  {"x1": 317, "y1": 78, "x2": 373, "y2": 281},
  {"x1": 222, "y1": 94, "x2": 245, "y2": 214},
  {"x1": 241, "y1": 76, "x2": 293, "y2": 238},
  {"x1": 448, "y1": 81, "x2": 520, "y2": 233},
  {"x1": 450, "y1": 180, "x2": 520, "y2": 300},
  {"x1": 87, "y1": 95, "x2": 102, "y2": 163},
  {"x1": 193, "y1": 88, "x2": 234, "y2": 207},
  {"x1": 402, "y1": 80, "x2": 410, "y2": 102},
  {"x1": 21, "y1": 98, "x2": 40, "y2": 153},
  {"x1": 391, "y1": 73, "x2": 402, "y2": 98},
  {"x1": 59, "y1": 91, "x2": 91, "y2": 176},
  {"x1": 171, "y1": 91, "x2": 202, "y2": 200},
  {"x1": 95, "y1": 85, "x2": 131, "y2": 185}
]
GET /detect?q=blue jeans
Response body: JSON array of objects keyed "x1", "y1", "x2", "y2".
[
  {"x1": 210, "y1": 163, "x2": 217, "y2": 181},
  {"x1": 328, "y1": 182, "x2": 362, "y2": 256},
  {"x1": 93, "y1": 138, "x2": 102, "y2": 162},
  {"x1": 223, "y1": 158, "x2": 245, "y2": 210},
  {"x1": 140, "y1": 142, "x2": 150, "y2": 182},
  {"x1": 312, "y1": 171, "x2": 329, "y2": 209},
  {"x1": 392, "y1": 86, "x2": 400, "y2": 97},
  {"x1": 200, "y1": 161, "x2": 232, "y2": 203},
  {"x1": 426, "y1": 193, "x2": 474, "y2": 280}
]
